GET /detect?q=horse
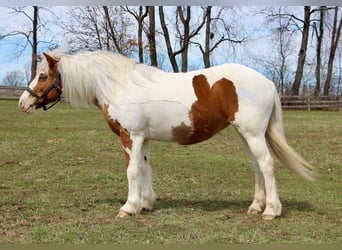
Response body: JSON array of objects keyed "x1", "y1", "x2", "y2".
[{"x1": 19, "y1": 50, "x2": 315, "y2": 220}]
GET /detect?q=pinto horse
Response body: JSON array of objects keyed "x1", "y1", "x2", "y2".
[{"x1": 19, "y1": 50, "x2": 315, "y2": 220}]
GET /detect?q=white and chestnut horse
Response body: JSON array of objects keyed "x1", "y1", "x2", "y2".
[{"x1": 19, "y1": 50, "x2": 315, "y2": 220}]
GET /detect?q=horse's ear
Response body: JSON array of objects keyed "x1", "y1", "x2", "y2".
[{"x1": 43, "y1": 52, "x2": 58, "y2": 70}]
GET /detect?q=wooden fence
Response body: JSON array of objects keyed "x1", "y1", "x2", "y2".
[
  {"x1": 1, "y1": 86, "x2": 341, "y2": 111},
  {"x1": 0, "y1": 86, "x2": 26, "y2": 100},
  {"x1": 280, "y1": 95, "x2": 342, "y2": 111}
]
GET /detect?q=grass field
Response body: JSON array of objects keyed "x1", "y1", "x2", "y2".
[{"x1": 0, "y1": 99, "x2": 341, "y2": 244}]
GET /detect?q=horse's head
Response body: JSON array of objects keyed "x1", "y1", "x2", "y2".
[{"x1": 19, "y1": 52, "x2": 62, "y2": 114}]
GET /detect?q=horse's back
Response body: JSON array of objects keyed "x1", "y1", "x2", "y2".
[{"x1": 141, "y1": 63, "x2": 277, "y2": 143}]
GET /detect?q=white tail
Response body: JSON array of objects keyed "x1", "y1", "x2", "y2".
[{"x1": 266, "y1": 94, "x2": 316, "y2": 181}]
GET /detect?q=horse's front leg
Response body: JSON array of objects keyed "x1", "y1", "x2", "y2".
[
  {"x1": 117, "y1": 131, "x2": 153, "y2": 218},
  {"x1": 140, "y1": 140, "x2": 157, "y2": 211}
]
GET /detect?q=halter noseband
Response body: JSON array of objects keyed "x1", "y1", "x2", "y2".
[{"x1": 26, "y1": 72, "x2": 62, "y2": 111}]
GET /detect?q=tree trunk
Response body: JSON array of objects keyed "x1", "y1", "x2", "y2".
[
  {"x1": 177, "y1": 7, "x2": 191, "y2": 72},
  {"x1": 323, "y1": 6, "x2": 342, "y2": 96},
  {"x1": 148, "y1": 6, "x2": 158, "y2": 67},
  {"x1": 159, "y1": 6, "x2": 179, "y2": 72},
  {"x1": 88, "y1": 7, "x2": 102, "y2": 50},
  {"x1": 291, "y1": 6, "x2": 311, "y2": 96},
  {"x1": 30, "y1": 6, "x2": 38, "y2": 82},
  {"x1": 314, "y1": 6, "x2": 325, "y2": 96},
  {"x1": 123, "y1": 6, "x2": 148, "y2": 63},
  {"x1": 203, "y1": 6, "x2": 212, "y2": 68},
  {"x1": 160, "y1": 6, "x2": 206, "y2": 72},
  {"x1": 103, "y1": 6, "x2": 122, "y2": 54},
  {"x1": 138, "y1": 7, "x2": 148, "y2": 63}
]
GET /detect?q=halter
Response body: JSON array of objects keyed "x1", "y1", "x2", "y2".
[{"x1": 25, "y1": 72, "x2": 62, "y2": 111}]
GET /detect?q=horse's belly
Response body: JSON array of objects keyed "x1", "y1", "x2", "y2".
[
  {"x1": 144, "y1": 98, "x2": 231, "y2": 145},
  {"x1": 144, "y1": 101, "x2": 192, "y2": 141}
]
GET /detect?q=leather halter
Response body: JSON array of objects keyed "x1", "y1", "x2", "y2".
[{"x1": 25, "y1": 72, "x2": 62, "y2": 111}]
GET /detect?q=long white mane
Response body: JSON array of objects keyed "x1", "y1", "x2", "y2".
[{"x1": 45, "y1": 50, "x2": 138, "y2": 106}]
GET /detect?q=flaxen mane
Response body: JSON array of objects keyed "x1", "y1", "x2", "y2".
[{"x1": 48, "y1": 50, "x2": 137, "y2": 106}]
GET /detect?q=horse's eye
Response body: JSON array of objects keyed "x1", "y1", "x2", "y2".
[{"x1": 38, "y1": 74, "x2": 48, "y2": 82}]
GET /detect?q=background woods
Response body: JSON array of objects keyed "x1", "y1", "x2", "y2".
[{"x1": 0, "y1": 6, "x2": 341, "y2": 96}]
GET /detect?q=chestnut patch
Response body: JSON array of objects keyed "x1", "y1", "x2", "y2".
[{"x1": 172, "y1": 74, "x2": 238, "y2": 145}]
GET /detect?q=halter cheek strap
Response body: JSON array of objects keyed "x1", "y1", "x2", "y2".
[{"x1": 26, "y1": 72, "x2": 62, "y2": 111}]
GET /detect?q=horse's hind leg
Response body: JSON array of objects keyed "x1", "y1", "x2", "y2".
[
  {"x1": 241, "y1": 133, "x2": 282, "y2": 220},
  {"x1": 239, "y1": 135, "x2": 266, "y2": 214}
]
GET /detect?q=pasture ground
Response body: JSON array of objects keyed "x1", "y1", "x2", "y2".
[{"x1": 0, "y1": 99, "x2": 341, "y2": 244}]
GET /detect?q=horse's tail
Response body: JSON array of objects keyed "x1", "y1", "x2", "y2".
[{"x1": 266, "y1": 92, "x2": 316, "y2": 181}]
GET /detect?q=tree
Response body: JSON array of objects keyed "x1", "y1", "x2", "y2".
[
  {"x1": 147, "y1": 6, "x2": 158, "y2": 66},
  {"x1": 291, "y1": 6, "x2": 311, "y2": 96},
  {"x1": 123, "y1": 6, "x2": 148, "y2": 63},
  {"x1": 193, "y1": 6, "x2": 246, "y2": 68},
  {"x1": 176, "y1": 7, "x2": 207, "y2": 72},
  {"x1": 1, "y1": 7, "x2": 39, "y2": 82},
  {"x1": 159, "y1": 6, "x2": 206, "y2": 72},
  {"x1": 103, "y1": 6, "x2": 123, "y2": 54},
  {"x1": 313, "y1": 6, "x2": 325, "y2": 96},
  {"x1": 263, "y1": 6, "x2": 329, "y2": 95},
  {"x1": 31, "y1": 6, "x2": 38, "y2": 81},
  {"x1": 323, "y1": 6, "x2": 342, "y2": 95},
  {"x1": 260, "y1": 7, "x2": 296, "y2": 95},
  {"x1": 159, "y1": 6, "x2": 178, "y2": 72},
  {"x1": 0, "y1": 6, "x2": 60, "y2": 82},
  {"x1": 62, "y1": 7, "x2": 135, "y2": 55},
  {"x1": 62, "y1": 7, "x2": 104, "y2": 52},
  {"x1": 1, "y1": 70, "x2": 25, "y2": 86}
]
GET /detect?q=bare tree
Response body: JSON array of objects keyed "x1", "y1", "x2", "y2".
[
  {"x1": 260, "y1": 7, "x2": 296, "y2": 95},
  {"x1": 103, "y1": 6, "x2": 122, "y2": 54},
  {"x1": 31, "y1": 6, "x2": 38, "y2": 81},
  {"x1": 313, "y1": 6, "x2": 326, "y2": 96},
  {"x1": 336, "y1": 45, "x2": 342, "y2": 95},
  {"x1": 159, "y1": 6, "x2": 206, "y2": 72},
  {"x1": 88, "y1": 7, "x2": 103, "y2": 50},
  {"x1": 0, "y1": 7, "x2": 40, "y2": 81},
  {"x1": 123, "y1": 6, "x2": 148, "y2": 63},
  {"x1": 62, "y1": 7, "x2": 105, "y2": 52},
  {"x1": 147, "y1": 6, "x2": 158, "y2": 66},
  {"x1": 1, "y1": 70, "x2": 25, "y2": 86},
  {"x1": 263, "y1": 6, "x2": 325, "y2": 95},
  {"x1": 159, "y1": 6, "x2": 178, "y2": 72},
  {"x1": 291, "y1": 6, "x2": 311, "y2": 96},
  {"x1": 177, "y1": 7, "x2": 207, "y2": 72},
  {"x1": 323, "y1": 6, "x2": 342, "y2": 96},
  {"x1": 62, "y1": 7, "x2": 136, "y2": 55},
  {"x1": 193, "y1": 6, "x2": 246, "y2": 68}
]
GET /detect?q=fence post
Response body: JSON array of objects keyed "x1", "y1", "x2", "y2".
[{"x1": 307, "y1": 96, "x2": 311, "y2": 111}]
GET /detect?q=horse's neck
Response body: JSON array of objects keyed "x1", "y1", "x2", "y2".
[{"x1": 60, "y1": 53, "x2": 136, "y2": 107}]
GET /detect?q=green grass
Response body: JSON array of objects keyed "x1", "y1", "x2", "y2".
[{"x1": 0, "y1": 99, "x2": 341, "y2": 243}]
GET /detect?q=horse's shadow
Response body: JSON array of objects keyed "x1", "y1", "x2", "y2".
[
  {"x1": 96, "y1": 197, "x2": 314, "y2": 217},
  {"x1": 152, "y1": 198, "x2": 250, "y2": 212}
]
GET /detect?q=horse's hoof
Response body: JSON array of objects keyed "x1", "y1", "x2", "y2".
[
  {"x1": 247, "y1": 208, "x2": 262, "y2": 215},
  {"x1": 262, "y1": 214, "x2": 276, "y2": 221},
  {"x1": 116, "y1": 210, "x2": 130, "y2": 218}
]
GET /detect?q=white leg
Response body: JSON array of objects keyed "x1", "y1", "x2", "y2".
[
  {"x1": 240, "y1": 136, "x2": 266, "y2": 214},
  {"x1": 238, "y1": 133, "x2": 266, "y2": 214},
  {"x1": 244, "y1": 135, "x2": 282, "y2": 220},
  {"x1": 118, "y1": 133, "x2": 145, "y2": 217},
  {"x1": 140, "y1": 140, "x2": 157, "y2": 211},
  {"x1": 248, "y1": 167, "x2": 266, "y2": 214}
]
